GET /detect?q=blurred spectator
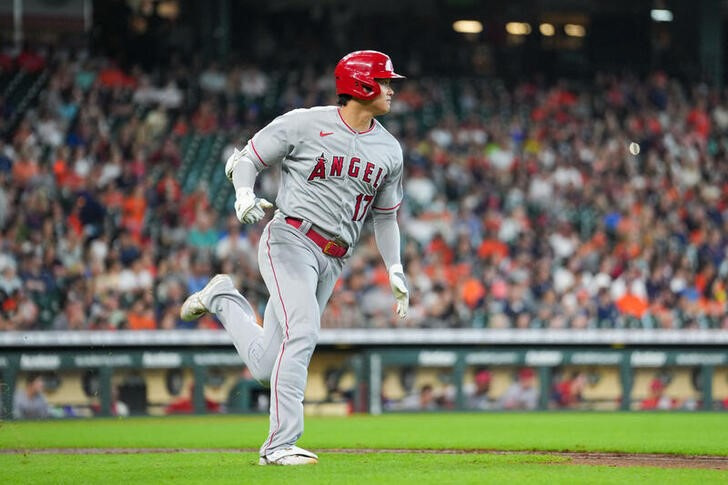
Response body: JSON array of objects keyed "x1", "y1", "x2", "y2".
[
  {"x1": 13, "y1": 373, "x2": 51, "y2": 419},
  {"x1": 186, "y1": 210, "x2": 219, "y2": 250},
  {"x1": 216, "y1": 215, "x2": 255, "y2": 264},
  {"x1": 164, "y1": 382, "x2": 221, "y2": 414},
  {"x1": 52, "y1": 298, "x2": 88, "y2": 330},
  {"x1": 551, "y1": 370, "x2": 587, "y2": 409},
  {"x1": 126, "y1": 298, "x2": 156, "y2": 330},
  {"x1": 398, "y1": 384, "x2": 439, "y2": 411},
  {"x1": 465, "y1": 369, "x2": 493, "y2": 410},
  {"x1": 498, "y1": 368, "x2": 539, "y2": 410},
  {"x1": 640, "y1": 377, "x2": 676, "y2": 410},
  {"x1": 90, "y1": 386, "x2": 130, "y2": 417},
  {"x1": 0, "y1": 47, "x2": 727, "y2": 331}
]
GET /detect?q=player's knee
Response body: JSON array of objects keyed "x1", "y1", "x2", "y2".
[
  {"x1": 289, "y1": 325, "x2": 319, "y2": 348},
  {"x1": 248, "y1": 360, "x2": 275, "y2": 386},
  {"x1": 247, "y1": 365, "x2": 269, "y2": 385}
]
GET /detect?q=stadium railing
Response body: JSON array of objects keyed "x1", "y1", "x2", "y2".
[{"x1": 1, "y1": 329, "x2": 727, "y2": 418}]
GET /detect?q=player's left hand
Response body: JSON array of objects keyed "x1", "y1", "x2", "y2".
[{"x1": 388, "y1": 264, "x2": 409, "y2": 319}]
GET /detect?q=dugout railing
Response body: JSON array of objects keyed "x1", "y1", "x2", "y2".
[
  {"x1": 363, "y1": 348, "x2": 726, "y2": 413},
  {"x1": 1, "y1": 329, "x2": 727, "y2": 418}
]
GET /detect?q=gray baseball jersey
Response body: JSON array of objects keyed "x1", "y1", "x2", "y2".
[{"x1": 240, "y1": 105, "x2": 404, "y2": 245}]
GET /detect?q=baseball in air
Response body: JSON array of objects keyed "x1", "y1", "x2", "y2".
[{"x1": 628, "y1": 142, "x2": 640, "y2": 155}]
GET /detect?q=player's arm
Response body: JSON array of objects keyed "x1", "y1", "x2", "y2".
[
  {"x1": 225, "y1": 111, "x2": 297, "y2": 224},
  {"x1": 225, "y1": 151, "x2": 271, "y2": 224},
  {"x1": 372, "y1": 149, "x2": 408, "y2": 318},
  {"x1": 373, "y1": 211, "x2": 408, "y2": 319}
]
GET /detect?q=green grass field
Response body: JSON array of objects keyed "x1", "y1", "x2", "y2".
[{"x1": 1, "y1": 413, "x2": 727, "y2": 484}]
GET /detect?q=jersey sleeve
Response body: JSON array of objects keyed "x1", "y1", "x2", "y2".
[
  {"x1": 241, "y1": 111, "x2": 298, "y2": 171},
  {"x1": 372, "y1": 144, "x2": 404, "y2": 213}
]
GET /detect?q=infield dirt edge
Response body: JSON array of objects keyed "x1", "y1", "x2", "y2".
[{"x1": 1, "y1": 448, "x2": 725, "y2": 470}]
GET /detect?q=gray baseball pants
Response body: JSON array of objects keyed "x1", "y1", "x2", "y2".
[{"x1": 210, "y1": 216, "x2": 344, "y2": 457}]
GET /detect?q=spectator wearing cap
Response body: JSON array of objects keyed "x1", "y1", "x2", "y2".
[
  {"x1": 640, "y1": 377, "x2": 676, "y2": 410},
  {"x1": 465, "y1": 369, "x2": 493, "y2": 410},
  {"x1": 498, "y1": 368, "x2": 539, "y2": 410}
]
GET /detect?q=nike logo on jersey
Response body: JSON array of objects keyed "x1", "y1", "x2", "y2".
[{"x1": 319, "y1": 131, "x2": 334, "y2": 137}]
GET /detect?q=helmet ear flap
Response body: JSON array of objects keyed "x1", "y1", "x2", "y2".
[{"x1": 350, "y1": 73, "x2": 380, "y2": 99}]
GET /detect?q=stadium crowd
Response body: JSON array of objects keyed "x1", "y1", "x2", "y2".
[{"x1": 1, "y1": 45, "x2": 727, "y2": 331}]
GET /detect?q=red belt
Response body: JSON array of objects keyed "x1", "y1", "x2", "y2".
[{"x1": 285, "y1": 217, "x2": 349, "y2": 258}]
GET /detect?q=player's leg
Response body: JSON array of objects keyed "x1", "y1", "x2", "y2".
[
  {"x1": 180, "y1": 275, "x2": 282, "y2": 385},
  {"x1": 259, "y1": 257, "x2": 341, "y2": 465},
  {"x1": 316, "y1": 258, "x2": 345, "y2": 313},
  {"x1": 212, "y1": 290, "x2": 283, "y2": 385},
  {"x1": 257, "y1": 221, "x2": 323, "y2": 459}
]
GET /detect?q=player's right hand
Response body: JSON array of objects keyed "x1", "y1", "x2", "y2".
[
  {"x1": 388, "y1": 263, "x2": 409, "y2": 319},
  {"x1": 234, "y1": 187, "x2": 273, "y2": 224}
]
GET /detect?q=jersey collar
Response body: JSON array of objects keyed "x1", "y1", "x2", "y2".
[{"x1": 337, "y1": 107, "x2": 377, "y2": 135}]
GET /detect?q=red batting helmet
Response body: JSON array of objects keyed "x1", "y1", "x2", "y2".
[{"x1": 335, "y1": 50, "x2": 405, "y2": 100}]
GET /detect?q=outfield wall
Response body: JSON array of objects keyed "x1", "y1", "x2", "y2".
[{"x1": 1, "y1": 329, "x2": 727, "y2": 418}]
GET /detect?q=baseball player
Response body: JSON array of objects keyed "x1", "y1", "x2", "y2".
[{"x1": 181, "y1": 51, "x2": 409, "y2": 465}]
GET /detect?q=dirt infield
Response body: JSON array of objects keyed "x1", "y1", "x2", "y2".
[{"x1": 1, "y1": 448, "x2": 726, "y2": 469}]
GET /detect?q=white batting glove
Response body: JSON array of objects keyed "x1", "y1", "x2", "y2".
[
  {"x1": 234, "y1": 187, "x2": 273, "y2": 224},
  {"x1": 388, "y1": 263, "x2": 409, "y2": 319}
]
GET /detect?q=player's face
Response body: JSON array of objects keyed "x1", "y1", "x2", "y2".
[{"x1": 370, "y1": 79, "x2": 394, "y2": 115}]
